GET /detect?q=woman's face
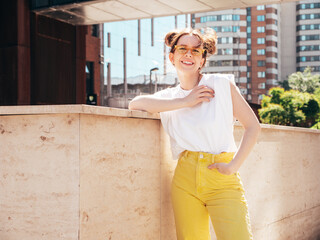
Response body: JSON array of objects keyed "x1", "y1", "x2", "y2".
[{"x1": 169, "y1": 34, "x2": 205, "y2": 74}]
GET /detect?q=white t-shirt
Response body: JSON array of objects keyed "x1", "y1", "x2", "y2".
[{"x1": 154, "y1": 73, "x2": 240, "y2": 160}]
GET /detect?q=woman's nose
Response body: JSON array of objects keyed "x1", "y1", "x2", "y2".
[{"x1": 185, "y1": 50, "x2": 192, "y2": 56}]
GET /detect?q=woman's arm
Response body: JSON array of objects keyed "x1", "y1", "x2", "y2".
[
  {"x1": 209, "y1": 81, "x2": 261, "y2": 174},
  {"x1": 128, "y1": 85, "x2": 215, "y2": 113}
]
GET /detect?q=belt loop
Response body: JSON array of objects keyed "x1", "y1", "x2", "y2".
[
  {"x1": 182, "y1": 150, "x2": 188, "y2": 158},
  {"x1": 211, "y1": 154, "x2": 215, "y2": 163}
]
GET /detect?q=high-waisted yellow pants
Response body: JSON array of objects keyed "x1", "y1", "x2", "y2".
[{"x1": 171, "y1": 150, "x2": 253, "y2": 240}]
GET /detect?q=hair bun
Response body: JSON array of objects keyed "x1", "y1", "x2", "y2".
[
  {"x1": 201, "y1": 28, "x2": 217, "y2": 55},
  {"x1": 164, "y1": 30, "x2": 179, "y2": 48}
]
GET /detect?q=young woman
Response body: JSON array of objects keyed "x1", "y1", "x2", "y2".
[{"x1": 129, "y1": 28, "x2": 261, "y2": 240}]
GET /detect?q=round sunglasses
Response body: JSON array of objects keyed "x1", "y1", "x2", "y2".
[{"x1": 173, "y1": 45, "x2": 205, "y2": 56}]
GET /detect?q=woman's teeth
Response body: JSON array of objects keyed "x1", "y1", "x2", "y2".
[{"x1": 182, "y1": 61, "x2": 193, "y2": 65}]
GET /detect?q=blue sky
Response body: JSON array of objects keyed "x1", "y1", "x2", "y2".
[{"x1": 104, "y1": 14, "x2": 190, "y2": 80}]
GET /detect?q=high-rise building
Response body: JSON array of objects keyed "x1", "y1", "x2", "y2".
[
  {"x1": 194, "y1": 0, "x2": 320, "y2": 105},
  {"x1": 280, "y1": 0, "x2": 320, "y2": 80},
  {"x1": 193, "y1": 5, "x2": 280, "y2": 104},
  {"x1": 295, "y1": 1, "x2": 320, "y2": 73}
]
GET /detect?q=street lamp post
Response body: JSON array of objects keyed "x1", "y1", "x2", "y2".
[{"x1": 149, "y1": 67, "x2": 159, "y2": 94}]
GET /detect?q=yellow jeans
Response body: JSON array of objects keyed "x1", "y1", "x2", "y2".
[{"x1": 171, "y1": 150, "x2": 253, "y2": 240}]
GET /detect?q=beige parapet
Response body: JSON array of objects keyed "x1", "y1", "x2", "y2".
[{"x1": 0, "y1": 105, "x2": 319, "y2": 240}]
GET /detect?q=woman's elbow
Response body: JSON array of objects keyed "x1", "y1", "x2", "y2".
[
  {"x1": 128, "y1": 96, "x2": 152, "y2": 112},
  {"x1": 244, "y1": 120, "x2": 261, "y2": 134},
  {"x1": 128, "y1": 100, "x2": 135, "y2": 110},
  {"x1": 128, "y1": 98, "x2": 141, "y2": 111},
  {"x1": 252, "y1": 122, "x2": 261, "y2": 135}
]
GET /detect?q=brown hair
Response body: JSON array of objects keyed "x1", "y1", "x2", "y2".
[{"x1": 164, "y1": 28, "x2": 218, "y2": 69}]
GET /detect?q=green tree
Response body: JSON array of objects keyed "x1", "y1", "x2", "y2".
[
  {"x1": 288, "y1": 67, "x2": 320, "y2": 93},
  {"x1": 258, "y1": 87, "x2": 320, "y2": 128},
  {"x1": 314, "y1": 87, "x2": 320, "y2": 102}
]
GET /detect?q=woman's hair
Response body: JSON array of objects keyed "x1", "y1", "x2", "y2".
[{"x1": 164, "y1": 28, "x2": 218, "y2": 68}]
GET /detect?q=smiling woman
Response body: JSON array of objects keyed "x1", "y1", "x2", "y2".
[{"x1": 128, "y1": 28, "x2": 260, "y2": 240}]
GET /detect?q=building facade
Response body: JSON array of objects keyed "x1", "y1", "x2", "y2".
[
  {"x1": 193, "y1": 5, "x2": 280, "y2": 104},
  {"x1": 295, "y1": 1, "x2": 320, "y2": 73},
  {"x1": 194, "y1": 0, "x2": 320, "y2": 105}
]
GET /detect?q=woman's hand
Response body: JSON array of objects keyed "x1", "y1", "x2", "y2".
[
  {"x1": 207, "y1": 162, "x2": 237, "y2": 175},
  {"x1": 184, "y1": 85, "x2": 215, "y2": 108}
]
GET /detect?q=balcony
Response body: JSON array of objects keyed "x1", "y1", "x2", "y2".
[{"x1": 0, "y1": 105, "x2": 319, "y2": 240}]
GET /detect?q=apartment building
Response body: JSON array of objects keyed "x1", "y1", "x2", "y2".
[
  {"x1": 193, "y1": 5, "x2": 279, "y2": 104},
  {"x1": 194, "y1": 0, "x2": 320, "y2": 105},
  {"x1": 295, "y1": 1, "x2": 320, "y2": 73}
]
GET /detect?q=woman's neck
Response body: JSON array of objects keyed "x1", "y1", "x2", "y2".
[{"x1": 177, "y1": 72, "x2": 202, "y2": 90}]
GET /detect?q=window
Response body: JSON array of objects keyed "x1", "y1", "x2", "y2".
[
  {"x1": 247, "y1": 38, "x2": 251, "y2": 44},
  {"x1": 257, "y1": 15, "x2": 265, "y2": 21},
  {"x1": 297, "y1": 35, "x2": 320, "y2": 42},
  {"x1": 297, "y1": 14, "x2": 320, "y2": 20},
  {"x1": 257, "y1": 5, "x2": 265, "y2": 10},
  {"x1": 297, "y1": 3, "x2": 320, "y2": 10},
  {"x1": 86, "y1": 62, "x2": 94, "y2": 94},
  {"x1": 233, "y1": 26, "x2": 240, "y2": 32},
  {"x1": 257, "y1": 60, "x2": 266, "y2": 66},
  {"x1": 257, "y1": 38, "x2": 265, "y2": 44},
  {"x1": 247, "y1": 27, "x2": 251, "y2": 33},
  {"x1": 247, "y1": 16, "x2": 251, "y2": 22},
  {"x1": 258, "y1": 82, "x2": 266, "y2": 89},
  {"x1": 257, "y1": 49, "x2": 265, "y2": 55},
  {"x1": 222, "y1": 26, "x2": 232, "y2": 32},
  {"x1": 297, "y1": 45, "x2": 320, "y2": 52},
  {"x1": 91, "y1": 24, "x2": 99, "y2": 37},
  {"x1": 258, "y1": 72, "x2": 266, "y2": 78},
  {"x1": 257, "y1": 26, "x2": 265, "y2": 33},
  {"x1": 209, "y1": 60, "x2": 233, "y2": 66},
  {"x1": 221, "y1": 14, "x2": 232, "y2": 21},
  {"x1": 247, "y1": 49, "x2": 251, "y2": 55},
  {"x1": 298, "y1": 66, "x2": 320, "y2": 72},
  {"x1": 218, "y1": 48, "x2": 233, "y2": 55},
  {"x1": 233, "y1": 38, "x2": 240, "y2": 44},
  {"x1": 232, "y1": 15, "x2": 240, "y2": 21},
  {"x1": 218, "y1": 37, "x2": 233, "y2": 44},
  {"x1": 297, "y1": 56, "x2": 320, "y2": 62}
]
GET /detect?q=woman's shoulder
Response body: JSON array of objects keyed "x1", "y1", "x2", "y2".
[
  {"x1": 203, "y1": 73, "x2": 235, "y2": 82},
  {"x1": 202, "y1": 73, "x2": 235, "y2": 88}
]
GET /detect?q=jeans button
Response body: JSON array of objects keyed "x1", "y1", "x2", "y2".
[{"x1": 199, "y1": 153, "x2": 203, "y2": 158}]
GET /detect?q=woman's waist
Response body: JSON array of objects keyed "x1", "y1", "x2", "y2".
[{"x1": 178, "y1": 150, "x2": 235, "y2": 164}]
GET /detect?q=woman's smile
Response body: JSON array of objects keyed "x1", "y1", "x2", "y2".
[{"x1": 181, "y1": 60, "x2": 195, "y2": 66}]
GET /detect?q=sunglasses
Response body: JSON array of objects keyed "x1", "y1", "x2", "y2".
[{"x1": 173, "y1": 45, "x2": 206, "y2": 56}]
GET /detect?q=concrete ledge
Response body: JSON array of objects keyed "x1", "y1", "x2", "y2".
[
  {"x1": 0, "y1": 105, "x2": 319, "y2": 240},
  {"x1": 0, "y1": 104, "x2": 319, "y2": 134},
  {"x1": 0, "y1": 104, "x2": 159, "y2": 119}
]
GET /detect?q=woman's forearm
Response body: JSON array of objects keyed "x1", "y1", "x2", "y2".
[
  {"x1": 230, "y1": 124, "x2": 261, "y2": 172},
  {"x1": 128, "y1": 95, "x2": 187, "y2": 113},
  {"x1": 129, "y1": 86, "x2": 214, "y2": 113}
]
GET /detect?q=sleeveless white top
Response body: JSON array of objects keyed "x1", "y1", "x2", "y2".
[{"x1": 154, "y1": 73, "x2": 240, "y2": 160}]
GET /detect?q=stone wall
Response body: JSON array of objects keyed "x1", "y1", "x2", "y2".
[{"x1": 0, "y1": 105, "x2": 319, "y2": 240}]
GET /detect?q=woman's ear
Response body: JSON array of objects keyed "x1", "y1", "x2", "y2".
[
  {"x1": 200, "y1": 58, "x2": 205, "y2": 68},
  {"x1": 169, "y1": 52, "x2": 175, "y2": 65}
]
